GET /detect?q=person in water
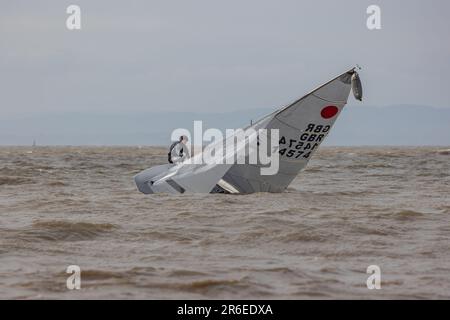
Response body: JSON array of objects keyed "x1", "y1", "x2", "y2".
[{"x1": 168, "y1": 135, "x2": 190, "y2": 164}]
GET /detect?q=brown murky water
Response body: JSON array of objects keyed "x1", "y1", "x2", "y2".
[{"x1": 0, "y1": 146, "x2": 449, "y2": 299}]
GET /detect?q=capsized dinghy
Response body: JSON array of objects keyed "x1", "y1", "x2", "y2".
[{"x1": 135, "y1": 67, "x2": 363, "y2": 194}]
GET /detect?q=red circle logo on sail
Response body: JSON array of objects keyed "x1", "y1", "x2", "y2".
[{"x1": 321, "y1": 105, "x2": 339, "y2": 119}]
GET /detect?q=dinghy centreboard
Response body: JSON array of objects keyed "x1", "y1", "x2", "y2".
[{"x1": 135, "y1": 67, "x2": 363, "y2": 194}]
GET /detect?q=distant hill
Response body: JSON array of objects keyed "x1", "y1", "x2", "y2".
[
  {"x1": 0, "y1": 105, "x2": 449, "y2": 146},
  {"x1": 327, "y1": 105, "x2": 450, "y2": 146}
]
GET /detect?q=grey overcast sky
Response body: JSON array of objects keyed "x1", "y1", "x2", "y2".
[{"x1": 1, "y1": 0, "x2": 450, "y2": 117}]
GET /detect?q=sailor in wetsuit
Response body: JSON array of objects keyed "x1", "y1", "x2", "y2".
[{"x1": 168, "y1": 135, "x2": 190, "y2": 164}]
